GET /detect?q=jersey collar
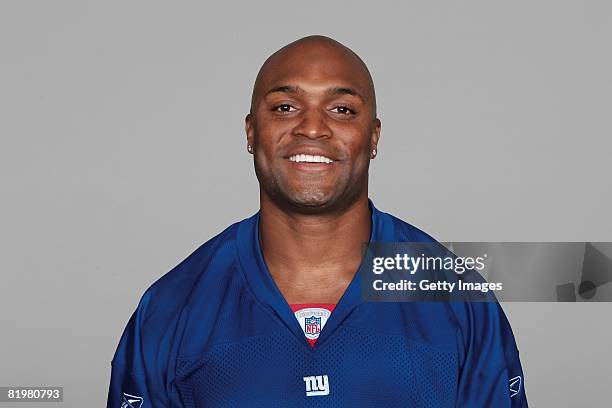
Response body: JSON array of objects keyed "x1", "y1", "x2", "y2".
[{"x1": 235, "y1": 199, "x2": 392, "y2": 350}]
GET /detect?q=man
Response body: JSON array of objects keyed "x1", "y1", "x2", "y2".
[{"x1": 108, "y1": 35, "x2": 528, "y2": 407}]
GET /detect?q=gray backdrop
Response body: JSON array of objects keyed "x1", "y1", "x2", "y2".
[{"x1": 1, "y1": 1, "x2": 610, "y2": 406}]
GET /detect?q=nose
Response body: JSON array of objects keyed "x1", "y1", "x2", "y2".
[{"x1": 292, "y1": 108, "x2": 332, "y2": 140}]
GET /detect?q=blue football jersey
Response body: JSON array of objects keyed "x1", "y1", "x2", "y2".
[{"x1": 107, "y1": 201, "x2": 528, "y2": 407}]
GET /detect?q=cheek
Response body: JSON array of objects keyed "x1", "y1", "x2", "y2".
[
  {"x1": 349, "y1": 154, "x2": 371, "y2": 179},
  {"x1": 253, "y1": 125, "x2": 278, "y2": 156},
  {"x1": 253, "y1": 127, "x2": 285, "y2": 174},
  {"x1": 339, "y1": 135, "x2": 372, "y2": 176},
  {"x1": 255, "y1": 119, "x2": 293, "y2": 144},
  {"x1": 337, "y1": 129, "x2": 372, "y2": 159}
]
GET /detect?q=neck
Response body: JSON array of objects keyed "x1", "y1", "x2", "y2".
[{"x1": 258, "y1": 194, "x2": 371, "y2": 304}]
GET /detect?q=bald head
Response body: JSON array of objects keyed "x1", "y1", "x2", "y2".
[
  {"x1": 244, "y1": 35, "x2": 382, "y2": 213},
  {"x1": 250, "y1": 35, "x2": 377, "y2": 117}
]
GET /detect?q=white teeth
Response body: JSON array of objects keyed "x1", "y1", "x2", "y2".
[{"x1": 289, "y1": 154, "x2": 334, "y2": 163}]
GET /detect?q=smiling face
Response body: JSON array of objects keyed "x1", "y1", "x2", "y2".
[{"x1": 246, "y1": 36, "x2": 381, "y2": 214}]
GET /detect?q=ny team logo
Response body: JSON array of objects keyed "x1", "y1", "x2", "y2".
[{"x1": 303, "y1": 375, "x2": 330, "y2": 397}]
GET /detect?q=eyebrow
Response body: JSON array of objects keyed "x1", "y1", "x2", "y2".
[
  {"x1": 327, "y1": 86, "x2": 365, "y2": 102},
  {"x1": 265, "y1": 85, "x2": 303, "y2": 97},
  {"x1": 264, "y1": 84, "x2": 365, "y2": 103}
]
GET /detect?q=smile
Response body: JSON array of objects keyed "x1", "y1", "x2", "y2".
[{"x1": 288, "y1": 154, "x2": 334, "y2": 164}]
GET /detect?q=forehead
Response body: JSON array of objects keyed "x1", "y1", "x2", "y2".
[{"x1": 254, "y1": 42, "x2": 374, "y2": 101}]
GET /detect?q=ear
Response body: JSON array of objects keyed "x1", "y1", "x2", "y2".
[
  {"x1": 370, "y1": 117, "x2": 381, "y2": 155},
  {"x1": 245, "y1": 113, "x2": 255, "y2": 149}
]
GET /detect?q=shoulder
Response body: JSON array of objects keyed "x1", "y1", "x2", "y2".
[
  {"x1": 374, "y1": 204, "x2": 518, "y2": 353},
  {"x1": 111, "y1": 215, "x2": 254, "y2": 363},
  {"x1": 132, "y1": 215, "x2": 254, "y2": 331},
  {"x1": 141, "y1": 218, "x2": 250, "y2": 314}
]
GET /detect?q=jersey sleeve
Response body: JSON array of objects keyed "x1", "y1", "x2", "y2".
[
  {"x1": 106, "y1": 291, "x2": 177, "y2": 407},
  {"x1": 455, "y1": 301, "x2": 528, "y2": 407}
]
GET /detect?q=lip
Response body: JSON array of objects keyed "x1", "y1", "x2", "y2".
[
  {"x1": 283, "y1": 148, "x2": 339, "y2": 162},
  {"x1": 286, "y1": 160, "x2": 336, "y2": 173}
]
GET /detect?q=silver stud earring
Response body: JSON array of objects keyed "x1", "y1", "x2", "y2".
[
  {"x1": 372, "y1": 148, "x2": 377, "y2": 158},
  {"x1": 247, "y1": 144, "x2": 253, "y2": 153}
]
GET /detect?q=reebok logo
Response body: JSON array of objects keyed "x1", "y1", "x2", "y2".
[
  {"x1": 303, "y1": 374, "x2": 329, "y2": 397},
  {"x1": 120, "y1": 392, "x2": 143, "y2": 408},
  {"x1": 509, "y1": 375, "x2": 522, "y2": 398}
]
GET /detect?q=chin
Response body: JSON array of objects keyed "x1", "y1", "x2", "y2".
[
  {"x1": 293, "y1": 191, "x2": 332, "y2": 206},
  {"x1": 283, "y1": 189, "x2": 338, "y2": 212}
]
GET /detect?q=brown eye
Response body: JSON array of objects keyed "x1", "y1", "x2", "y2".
[
  {"x1": 273, "y1": 104, "x2": 296, "y2": 113},
  {"x1": 332, "y1": 106, "x2": 355, "y2": 115}
]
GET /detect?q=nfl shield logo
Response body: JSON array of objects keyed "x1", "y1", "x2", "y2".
[{"x1": 305, "y1": 316, "x2": 322, "y2": 336}]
